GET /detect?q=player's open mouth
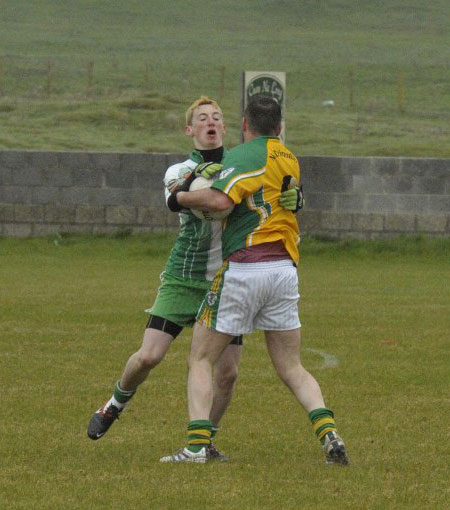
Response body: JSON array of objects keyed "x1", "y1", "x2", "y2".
[{"x1": 207, "y1": 129, "x2": 216, "y2": 136}]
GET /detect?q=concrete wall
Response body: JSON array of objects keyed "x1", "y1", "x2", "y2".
[
  {"x1": 0, "y1": 150, "x2": 449, "y2": 238},
  {"x1": 300, "y1": 156, "x2": 450, "y2": 239}
]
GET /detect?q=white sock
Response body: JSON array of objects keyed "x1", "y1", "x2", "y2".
[{"x1": 106, "y1": 395, "x2": 127, "y2": 411}]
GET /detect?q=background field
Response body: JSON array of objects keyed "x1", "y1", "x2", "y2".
[
  {"x1": 0, "y1": 0, "x2": 449, "y2": 156},
  {"x1": 1, "y1": 234, "x2": 449, "y2": 509}
]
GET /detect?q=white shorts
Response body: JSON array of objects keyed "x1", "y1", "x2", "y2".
[{"x1": 197, "y1": 260, "x2": 301, "y2": 336}]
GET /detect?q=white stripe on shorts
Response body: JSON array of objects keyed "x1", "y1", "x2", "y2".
[{"x1": 215, "y1": 259, "x2": 301, "y2": 335}]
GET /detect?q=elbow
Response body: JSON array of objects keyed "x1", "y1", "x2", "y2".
[{"x1": 214, "y1": 193, "x2": 234, "y2": 212}]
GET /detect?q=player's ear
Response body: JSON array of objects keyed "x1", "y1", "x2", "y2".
[
  {"x1": 242, "y1": 117, "x2": 248, "y2": 136},
  {"x1": 184, "y1": 125, "x2": 193, "y2": 137},
  {"x1": 274, "y1": 124, "x2": 282, "y2": 137}
]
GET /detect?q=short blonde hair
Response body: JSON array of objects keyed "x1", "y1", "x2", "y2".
[{"x1": 185, "y1": 95, "x2": 222, "y2": 126}]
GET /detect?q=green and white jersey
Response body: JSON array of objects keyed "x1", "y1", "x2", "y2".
[{"x1": 163, "y1": 150, "x2": 226, "y2": 282}]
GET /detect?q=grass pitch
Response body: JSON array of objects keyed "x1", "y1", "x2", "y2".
[{"x1": 1, "y1": 234, "x2": 449, "y2": 509}]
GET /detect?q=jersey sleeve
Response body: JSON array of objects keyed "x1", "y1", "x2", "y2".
[{"x1": 212, "y1": 149, "x2": 265, "y2": 205}]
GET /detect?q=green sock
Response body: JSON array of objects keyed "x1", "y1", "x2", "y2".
[
  {"x1": 112, "y1": 381, "x2": 136, "y2": 407},
  {"x1": 187, "y1": 420, "x2": 212, "y2": 453},
  {"x1": 211, "y1": 423, "x2": 220, "y2": 439},
  {"x1": 309, "y1": 408, "x2": 337, "y2": 444}
]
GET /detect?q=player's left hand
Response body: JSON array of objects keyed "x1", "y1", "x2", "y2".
[
  {"x1": 280, "y1": 185, "x2": 304, "y2": 212},
  {"x1": 194, "y1": 162, "x2": 223, "y2": 179}
]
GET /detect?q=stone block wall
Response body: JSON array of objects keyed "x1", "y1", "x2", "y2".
[
  {"x1": 0, "y1": 151, "x2": 185, "y2": 237},
  {"x1": 0, "y1": 150, "x2": 449, "y2": 239},
  {"x1": 299, "y1": 156, "x2": 450, "y2": 239}
]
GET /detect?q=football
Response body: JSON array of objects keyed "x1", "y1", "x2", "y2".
[{"x1": 188, "y1": 176, "x2": 234, "y2": 221}]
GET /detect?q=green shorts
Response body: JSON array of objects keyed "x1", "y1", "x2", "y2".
[{"x1": 149, "y1": 272, "x2": 210, "y2": 328}]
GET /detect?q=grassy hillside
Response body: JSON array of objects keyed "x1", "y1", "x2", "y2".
[{"x1": 0, "y1": 0, "x2": 449, "y2": 156}]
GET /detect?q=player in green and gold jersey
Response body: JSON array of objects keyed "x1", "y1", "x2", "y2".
[{"x1": 161, "y1": 96, "x2": 349, "y2": 465}]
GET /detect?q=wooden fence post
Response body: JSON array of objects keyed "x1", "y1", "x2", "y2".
[
  {"x1": 397, "y1": 72, "x2": 403, "y2": 113},
  {"x1": 46, "y1": 60, "x2": 53, "y2": 95},
  {"x1": 144, "y1": 63, "x2": 149, "y2": 90},
  {"x1": 0, "y1": 57, "x2": 4, "y2": 95},
  {"x1": 349, "y1": 70, "x2": 354, "y2": 108},
  {"x1": 87, "y1": 61, "x2": 94, "y2": 95},
  {"x1": 218, "y1": 66, "x2": 225, "y2": 103}
]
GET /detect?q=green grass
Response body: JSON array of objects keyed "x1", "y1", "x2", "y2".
[
  {"x1": 0, "y1": 0, "x2": 449, "y2": 156},
  {"x1": 1, "y1": 234, "x2": 449, "y2": 509}
]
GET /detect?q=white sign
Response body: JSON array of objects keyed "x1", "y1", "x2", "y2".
[{"x1": 242, "y1": 71, "x2": 286, "y2": 143}]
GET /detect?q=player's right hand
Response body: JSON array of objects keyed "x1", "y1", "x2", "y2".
[
  {"x1": 166, "y1": 172, "x2": 195, "y2": 212},
  {"x1": 194, "y1": 162, "x2": 223, "y2": 179},
  {"x1": 166, "y1": 171, "x2": 194, "y2": 194},
  {"x1": 280, "y1": 175, "x2": 304, "y2": 212}
]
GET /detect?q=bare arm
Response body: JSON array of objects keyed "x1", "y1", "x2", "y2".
[{"x1": 177, "y1": 188, "x2": 234, "y2": 212}]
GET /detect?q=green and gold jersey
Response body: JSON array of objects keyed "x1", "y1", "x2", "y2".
[
  {"x1": 163, "y1": 149, "x2": 226, "y2": 282},
  {"x1": 212, "y1": 136, "x2": 300, "y2": 264}
]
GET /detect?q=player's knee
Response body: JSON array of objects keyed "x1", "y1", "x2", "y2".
[
  {"x1": 277, "y1": 364, "x2": 306, "y2": 387},
  {"x1": 136, "y1": 347, "x2": 165, "y2": 370},
  {"x1": 215, "y1": 364, "x2": 239, "y2": 390}
]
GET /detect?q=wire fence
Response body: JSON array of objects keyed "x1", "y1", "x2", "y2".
[
  {"x1": 0, "y1": 56, "x2": 230, "y2": 104},
  {"x1": 0, "y1": 56, "x2": 415, "y2": 114}
]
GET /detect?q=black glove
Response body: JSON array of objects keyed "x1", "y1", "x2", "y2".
[{"x1": 167, "y1": 173, "x2": 195, "y2": 212}]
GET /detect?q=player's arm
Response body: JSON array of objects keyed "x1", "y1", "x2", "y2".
[
  {"x1": 165, "y1": 162, "x2": 226, "y2": 212},
  {"x1": 176, "y1": 188, "x2": 233, "y2": 212}
]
